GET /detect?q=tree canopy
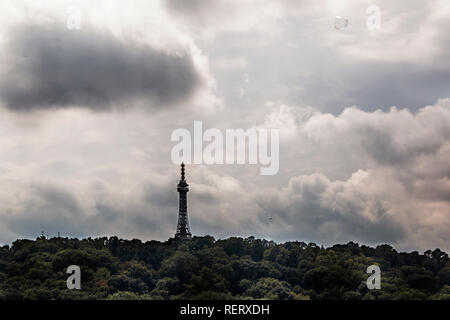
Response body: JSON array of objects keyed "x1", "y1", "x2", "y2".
[{"x1": 0, "y1": 236, "x2": 449, "y2": 300}]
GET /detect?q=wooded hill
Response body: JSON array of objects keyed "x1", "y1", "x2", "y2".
[{"x1": 0, "y1": 236, "x2": 449, "y2": 300}]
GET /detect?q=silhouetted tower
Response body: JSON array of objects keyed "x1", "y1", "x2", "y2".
[{"x1": 175, "y1": 163, "x2": 192, "y2": 241}]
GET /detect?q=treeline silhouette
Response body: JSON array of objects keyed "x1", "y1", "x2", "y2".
[{"x1": 0, "y1": 236, "x2": 449, "y2": 300}]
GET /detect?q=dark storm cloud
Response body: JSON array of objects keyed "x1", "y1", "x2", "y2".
[
  {"x1": 1, "y1": 181, "x2": 179, "y2": 242},
  {"x1": 357, "y1": 126, "x2": 442, "y2": 167},
  {"x1": 0, "y1": 23, "x2": 200, "y2": 111},
  {"x1": 165, "y1": 0, "x2": 218, "y2": 23},
  {"x1": 255, "y1": 173, "x2": 407, "y2": 245},
  {"x1": 144, "y1": 183, "x2": 178, "y2": 208},
  {"x1": 282, "y1": 58, "x2": 450, "y2": 114},
  {"x1": 341, "y1": 64, "x2": 450, "y2": 112},
  {"x1": 166, "y1": 0, "x2": 209, "y2": 13},
  {"x1": 3, "y1": 184, "x2": 89, "y2": 237}
]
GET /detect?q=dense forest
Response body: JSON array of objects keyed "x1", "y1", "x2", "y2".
[{"x1": 0, "y1": 235, "x2": 449, "y2": 300}]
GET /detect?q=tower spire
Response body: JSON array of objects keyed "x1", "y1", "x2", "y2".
[
  {"x1": 181, "y1": 162, "x2": 185, "y2": 181},
  {"x1": 175, "y1": 163, "x2": 192, "y2": 241}
]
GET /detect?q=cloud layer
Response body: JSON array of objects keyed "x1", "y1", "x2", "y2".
[
  {"x1": 1, "y1": 101, "x2": 448, "y2": 252},
  {"x1": 0, "y1": 0, "x2": 449, "y2": 253},
  {"x1": 0, "y1": 23, "x2": 200, "y2": 111}
]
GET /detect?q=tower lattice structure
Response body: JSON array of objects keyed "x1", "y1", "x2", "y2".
[{"x1": 175, "y1": 163, "x2": 192, "y2": 240}]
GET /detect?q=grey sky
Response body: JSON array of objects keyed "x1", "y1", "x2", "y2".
[{"x1": 0, "y1": 0, "x2": 449, "y2": 252}]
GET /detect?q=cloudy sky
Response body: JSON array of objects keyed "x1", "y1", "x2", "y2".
[{"x1": 0, "y1": 0, "x2": 449, "y2": 252}]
